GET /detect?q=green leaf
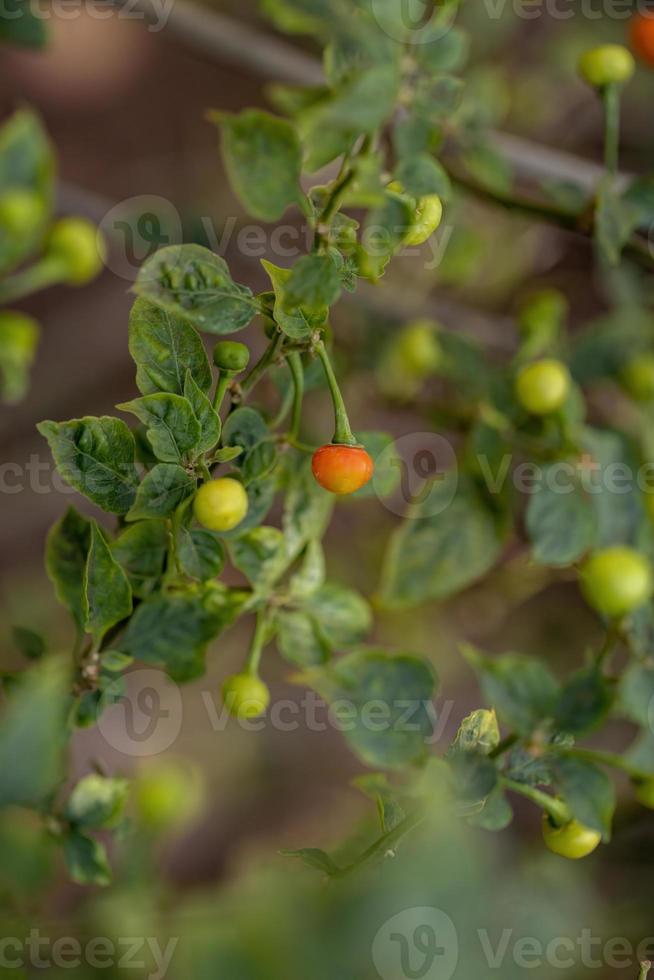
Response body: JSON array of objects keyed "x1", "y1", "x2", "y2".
[
  {"x1": 121, "y1": 588, "x2": 245, "y2": 681},
  {"x1": 282, "y1": 455, "x2": 333, "y2": 558},
  {"x1": 177, "y1": 528, "x2": 225, "y2": 582},
  {"x1": 299, "y1": 66, "x2": 400, "y2": 170},
  {"x1": 462, "y1": 646, "x2": 559, "y2": 736},
  {"x1": 0, "y1": 658, "x2": 69, "y2": 807},
  {"x1": 128, "y1": 297, "x2": 212, "y2": 396},
  {"x1": 0, "y1": 0, "x2": 48, "y2": 47},
  {"x1": 45, "y1": 507, "x2": 91, "y2": 628},
  {"x1": 380, "y1": 474, "x2": 505, "y2": 608},
  {"x1": 84, "y1": 522, "x2": 132, "y2": 646},
  {"x1": 284, "y1": 254, "x2": 342, "y2": 312},
  {"x1": 395, "y1": 154, "x2": 451, "y2": 199},
  {"x1": 448, "y1": 750, "x2": 498, "y2": 805},
  {"x1": 288, "y1": 538, "x2": 325, "y2": 600},
  {"x1": 11, "y1": 625, "x2": 45, "y2": 660},
  {"x1": 416, "y1": 27, "x2": 469, "y2": 73},
  {"x1": 213, "y1": 109, "x2": 303, "y2": 221},
  {"x1": 222, "y1": 406, "x2": 269, "y2": 460},
  {"x1": 110, "y1": 520, "x2": 168, "y2": 597},
  {"x1": 135, "y1": 245, "x2": 257, "y2": 334},
  {"x1": 241, "y1": 439, "x2": 278, "y2": 486},
  {"x1": 64, "y1": 774, "x2": 129, "y2": 830},
  {"x1": 468, "y1": 786, "x2": 513, "y2": 831},
  {"x1": 275, "y1": 609, "x2": 329, "y2": 667},
  {"x1": 63, "y1": 831, "x2": 111, "y2": 887},
  {"x1": 451, "y1": 708, "x2": 500, "y2": 754},
  {"x1": 37, "y1": 417, "x2": 139, "y2": 515},
  {"x1": 554, "y1": 667, "x2": 613, "y2": 736},
  {"x1": 304, "y1": 583, "x2": 372, "y2": 650},
  {"x1": 261, "y1": 260, "x2": 326, "y2": 339},
  {"x1": 280, "y1": 847, "x2": 340, "y2": 877},
  {"x1": 0, "y1": 110, "x2": 54, "y2": 273},
  {"x1": 303, "y1": 649, "x2": 437, "y2": 769},
  {"x1": 352, "y1": 431, "x2": 400, "y2": 500},
  {"x1": 229, "y1": 527, "x2": 287, "y2": 590},
  {"x1": 118, "y1": 393, "x2": 201, "y2": 464},
  {"x1": 552, "y1": 756, "x2": 615, "y2": 840},
  {"x1": 184, "y1": 370, "x2": 221, "y2": 453},
  {"x1": 126, "y1": 463, "x2": 195, "y2": 521},
  {"x1": 526, "y1": 465, "x2": 596, "y2": 566},
  {"x1": 618, "y1": 663, "x2": 654, "y2": 727}
]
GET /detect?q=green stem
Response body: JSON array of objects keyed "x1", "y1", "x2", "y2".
[
  {"x1": 0, "y1": 254, "x2": 69, "y2": 304},
  {"x1": 639, "y1": 962, "x2": 652, "y2": 980},
  {"x1": 502, "y1": 778, "x2": 570, "y2": 826},
  {"x1": 336, "y1": 806, "x2": 427, "y2": 878},
  {"x1": 603, "y1": 83, "x2": 621, "y2": 179},
  {"x1": 239, "y1": 331, "x2": 284, "y2": 398},
  {"x1": 287, "y1": 352, "x2": 304, "y2": 440},
  {"x1": 212, "y1": 372, "x2": 232, "y2": 413},
  {"x1": 245, "y1": 608, "x2": 268, "y2": 676},
  {"x1": 315, "y1": 340, "x2": 356, "y2": 446}
]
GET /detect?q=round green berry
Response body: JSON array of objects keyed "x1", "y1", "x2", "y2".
[
  {"x1": 47, "y1": 217, "x2": 105, "y2": 285},
  {"x1": 578, "y1": 45, "x2": 635, "y2": 87},
  {"x1": 580, "y1": 546, "x2": 653, "y2": 619},
  {"x1": 515, "y1": 358, "x2": 571, "y2": 415}
]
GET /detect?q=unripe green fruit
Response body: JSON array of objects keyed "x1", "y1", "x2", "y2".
[
  {"x1": 46, "y1": 217, "x2": 105, "y2": 284},
  {"x1": 633, "y1": 778, "x2": 654, "y2": 809},
  {"x1": 0, "y1": 189, "x2": 45, "y2": 237},
  {"x1": 194, "y1": 477, "x2": 248, "y2": 532},
  {"x1": 222, "y1": 673, "x2": 270, "y2": 719},
  {"x1": 515, "y1": 358, "x2": 571, "y2": 415},
  {"x1": 0, "y1": 311, "x2": 39, "y2": 355},
  {"x1": 133, "y1": 761, "x2": 204, "y2": 831},
  {"x1": 620, "y1": 354, "x2": 654, "y2": 402},
  {"x1": 580, "y1": 546, "x2": 653, "y2": 618},
  {"x1": 395, "y1": 321, "x2": 442, "y2": 378},
  {"x1": 404, "y1": 194, "x2": 443, "y2": 246},
  {"x1": 212, "y1": 340, "x2": 250, "y2": 373},
  {"x1": 518, "y1": 288, "x2": 568, "y2": 335},
  {"x1": 542, "y1": 814, "x2": 602, "y2": 859},
  {"x1": 578, "y1": 44, "x2": 635, "y2": 87}
]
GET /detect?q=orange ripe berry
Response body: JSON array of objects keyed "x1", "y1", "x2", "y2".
[{"x1": 311, "y1": 444, "x2": 374, "y2": 495}]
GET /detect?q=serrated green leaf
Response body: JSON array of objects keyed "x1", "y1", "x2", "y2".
[
  {"x1": 303, "y1": 649, "x2": 437, "y2": 768},
  {"x1": 213, "y1": 108, "x2": 303, "y2": 221},
  {"x1": 554, "y1": 667, "x2": 613, "y2": 736},
  {"x1": 38, "y1": 416, "x2": 139, "y2": 515},
  {"x1": 261, "y1": 259, "x2": 326, "y2": 339},
  {"x1": 126, "y1": 463, "x2": 196, "y2": 521},
  {"x1": 229, "y1": 526, "x2": 287, "y2": 589},
  {"x1": 110, "y1": 520, "x2": 168, "y2": 597},
  {"x1": 552, "y1": 755, "x2": 615, "y2": 840},
  {"x1": 45, "y1": 507, "x2": 91, "y2": 628},
  {"x1": 84, "y1": 522, "x2": 132, "y2": 645},
  {"x1": 135, "y1": 245, "x2": 257, "y2": 334},
  {"x1": 284, "y1": 254, "x2": 342, "y2": 312},
  {"x1": 304, "y1": 583, "x2": 372, "y2": 650},
  {"x1": 380, "y1": 474, "x2": 505, "y2": 608},
  {"x1": 118, "y1": 392, "x2": 201, "y2": 464},
  {"x1": 121, "y1": 588, "x2": 244, "y2": 681},
  {"x1": 462, "y1": 646, "x2": 560, "y2": 736},
  {"x1": 177, "y1": 527, "x2": 225, "y2": 581},
  {"x1": 396, "y1": 154, "x2": 451, "y2": 199},
  {"x1": 526, "y1": 466, "x2": 596, "y2": 567},
  {"x1": 184, "y1": 369, "x2": 221, "y2": 453},
  {"x1": 275, "y1": 609, "x2": 329, "y2": 667},
  {"x1": 128, "y1": 297, "x2": 212, "y2": 396}
]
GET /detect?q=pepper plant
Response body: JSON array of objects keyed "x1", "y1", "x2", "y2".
[{"x1": 5, "y1": 0, "x2": 654, "y2": 889}]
